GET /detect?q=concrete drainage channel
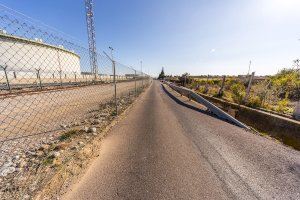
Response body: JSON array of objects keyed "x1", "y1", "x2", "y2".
[
  {"x1": 163, "y1": 82, "x2": 300, "y2": 150},
  {"x1": 163, "y1": 82, "x2": 250, "y2": 130}
]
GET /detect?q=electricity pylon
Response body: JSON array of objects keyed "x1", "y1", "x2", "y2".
[{"x1": 85, "y1": 0, "x2": 98, "y2": 79}]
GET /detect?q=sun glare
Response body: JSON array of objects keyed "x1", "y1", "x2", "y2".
[{"x1": 265, "y1": 0, "x2": 300, "y2": 14}]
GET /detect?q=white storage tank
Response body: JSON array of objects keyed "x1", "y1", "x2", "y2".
[{"x1": 0, "y1": 33, "x2": 81, "y2": 80}]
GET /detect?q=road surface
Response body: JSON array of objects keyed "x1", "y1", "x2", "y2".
[{"x1": 63, "y1": 81, "x2": 300, "y2": 200}]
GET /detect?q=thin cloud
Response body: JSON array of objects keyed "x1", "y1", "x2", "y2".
[{"x1": 210, "y1": 49, "x2": 216, "y2": 53}]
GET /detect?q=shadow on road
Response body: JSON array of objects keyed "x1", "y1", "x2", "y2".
[{"x1": 161, "y1": 84, "x2": 239, "y2": 127}]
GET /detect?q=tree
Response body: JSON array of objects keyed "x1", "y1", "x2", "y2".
[{"x1": 158, "y1": 67, "x2": 165, "y2": 79}]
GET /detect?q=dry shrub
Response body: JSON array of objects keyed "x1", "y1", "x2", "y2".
[{"x1": 230, "y1": 83, "x2": 246, "y2": 104}]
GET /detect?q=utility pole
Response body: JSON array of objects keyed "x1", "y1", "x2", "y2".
[
  {"x1": 85, "y1": 0, "x2": 98, "y2": 80},
  {"x1": 218, "y1": 75, "x2": 226, "y2": 97},
  {"x1": 247, "y1": 61, "x2": 252, "y2": 76},
  {"x1": 244, "y1": 72, "x2": 255, "y2": 103}
]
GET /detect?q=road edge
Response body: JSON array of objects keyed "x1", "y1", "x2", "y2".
[{"x1": 34, "y1": 83, "x2": 153, "y2": 200}]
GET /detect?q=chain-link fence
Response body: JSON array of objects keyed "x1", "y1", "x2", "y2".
[{"x1": 0, "y1": 4, "x2": 151, "y2": 198}]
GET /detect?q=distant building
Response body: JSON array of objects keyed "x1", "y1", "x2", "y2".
[
  {"x1": 238, "y1": 75, "x2": 267, "y2": 82},
  {"x1": 125, "y1": 74, "x2": 136, "y2": 78}
]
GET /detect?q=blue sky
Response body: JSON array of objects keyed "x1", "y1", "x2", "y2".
[{"x1": 1, "y1": 0, "x2": 300, "y2": 76}]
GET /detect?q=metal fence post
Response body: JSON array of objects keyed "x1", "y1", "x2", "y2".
[
  {"x1": 94, "y1": 72, "x2": 97, "y2": 82},
  {"x1": 103, "y1": 50, "x2": 118, "y2": 115},
  {"x1": 142, "y1": 73, "x2": 144, "y2": 88},
  {"x1": 59, "y1": 70, "x2": 63, "y2": 86},
  {"x1": 134, "y1": 69, "x2": 137, "y2": 97},
  {"x1": 244, "y1": 72, "x2": 255, "y2": 102},
  {"x1": 36, "y1": 68, "x2": 42, "y2": 90},
  {"x1": 74, "y1": 72, "x2": 77, "y2": 83},
  {"x1": 1, "y1": 65, "x2": 11, "y2": 92},
  {"x1": 218, "y1": 75, "x2": 226, "y2": 96},
  {"x1": 113, "y1": 60, "x2": 118, "y2": 115},
  {"x1": 204, "y1": 74, "x2": 209, "y2": 93},
  {"x1": 140, "y1": 61, "x2": 143, "y2": 88}
]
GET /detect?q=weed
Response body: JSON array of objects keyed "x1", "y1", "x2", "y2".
[
  {"x1": 59, "y1": 130, "x2": 78, "y2": 141},
  {"x1": 43, "y1": 156, "x2": 54, "y2": 165},
  {"x1": 246, "y1": 95, "x2": 262, "y2": 108},
  {"x1": 275, "y1": 99, "x2": 289, "y2": 113},
  {"x1": 230, "y1": 83, "x2": 246, "y2": 104}
]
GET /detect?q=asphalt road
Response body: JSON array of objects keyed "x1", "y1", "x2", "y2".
[{"x1": 63, "y1": 81, "x2": 300, "y2": 200}]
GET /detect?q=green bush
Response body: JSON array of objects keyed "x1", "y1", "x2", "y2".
[
  {"x1": 276, "y1": 99, "x2": 289, "y2": 113},
  {"x1": 230, "y1": 83, "x2": 246, "y2": 104},
  {"x1": 197, "y1": 79, "x2": 207, "y2": 85},
  {"x1": 189, "y1": 81, "x2": 199, "y2": 89},
  {"x1": 198, "y1": 86, "x2": 208, "y2": 94},
  {"x1": 246, "y1": 95, "x2": 262, "y2": 108},
  {"x1": 270, "y1": 68, "x2": 300, "y2": 100},
  {"x1": 189, "y1": 69, "x2": 297, "y2": 114},
  {"x1": 225, "y1": 78, "x2": 239, "y2": 86},
  {"x1": 208, "y1": 87, "x2": 219, "y2": 96}
]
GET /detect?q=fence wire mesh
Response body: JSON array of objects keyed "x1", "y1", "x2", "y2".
[{"x1": 0, "y1": 4, "x2": 150, "y2": 199}]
